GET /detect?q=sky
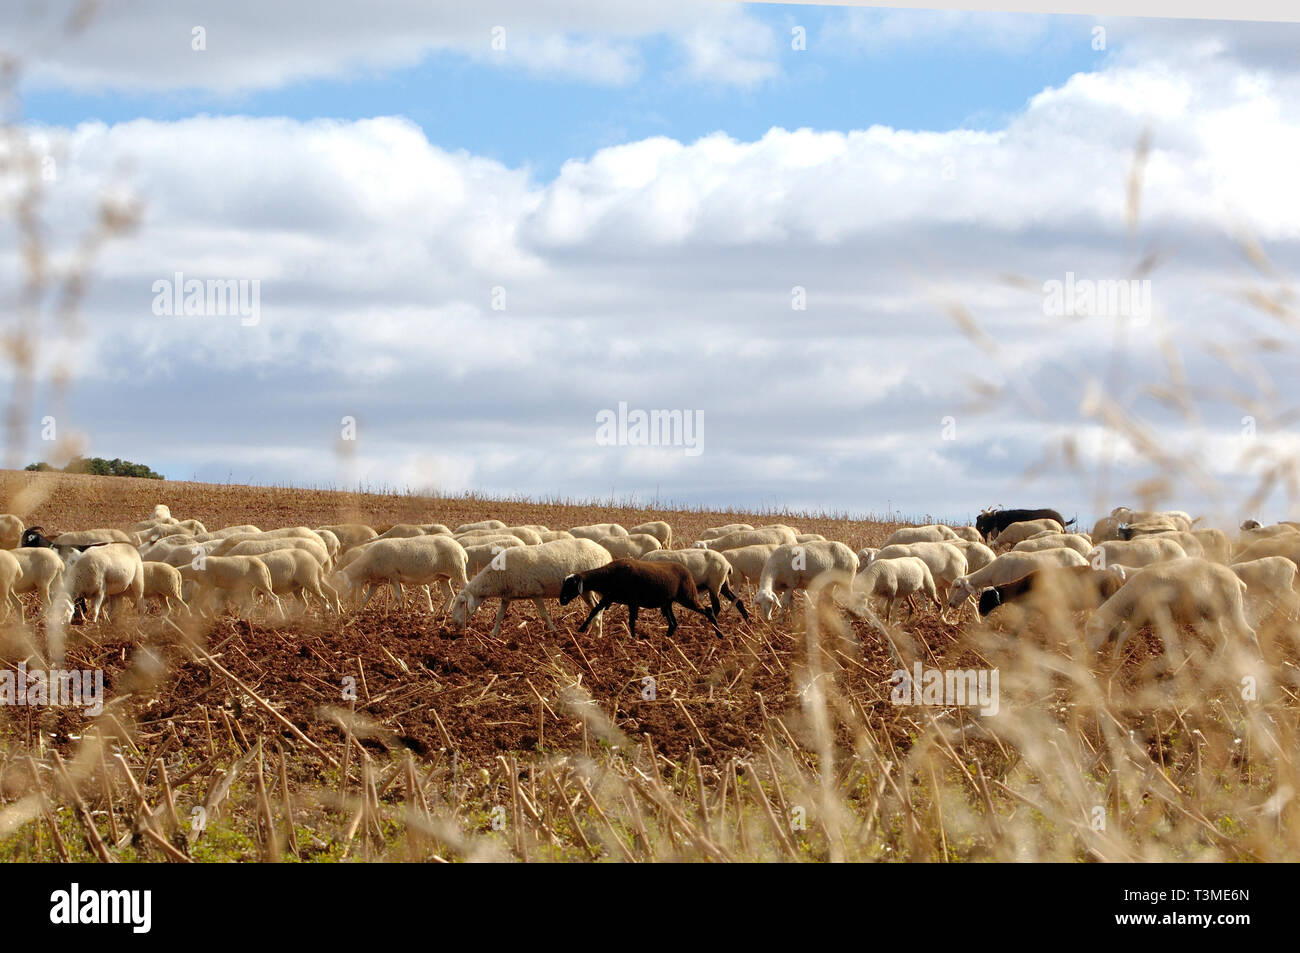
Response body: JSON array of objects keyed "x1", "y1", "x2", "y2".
[{"x1": 3, "y1": 1, "x2": 1300, "y2": 525}]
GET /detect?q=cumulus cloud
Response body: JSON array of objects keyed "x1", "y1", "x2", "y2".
[{"x1": 8, "y1": 20, "x2": 1300, "y2": 521}]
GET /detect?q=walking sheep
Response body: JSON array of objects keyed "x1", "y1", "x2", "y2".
[{"x1": 559, "y1": 559, "x2": 722, "y2": 639}]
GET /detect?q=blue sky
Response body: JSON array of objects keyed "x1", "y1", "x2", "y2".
[
  {"x1": 21, "y1": 6, "x2": 1106, "y2": 178},
  {"x1": 6, "y1": 3, "x2": 1300, "y2": 523}
]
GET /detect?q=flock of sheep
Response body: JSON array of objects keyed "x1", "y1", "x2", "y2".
[{"x1": 0, "y1": 502, "x2": 1295, "y2": 659}]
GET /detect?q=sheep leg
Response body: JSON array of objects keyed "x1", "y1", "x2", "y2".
[
  {"x1": 89, "y1": 590, "x2": 106, "y2": 623},
  {"x1": 424, "y1": 585, "x2": 435, "y2": 613},
  {"x1": 577, "y1": 597, "x2": 612, "y2": 634},
  {"x1": 706, "y1": 587, "x2": 722, "y2": 617},
  {"x1": 489, "y1": 599, "x2": 511, "y2": 639},
  {"x1": 720, "y1": 581, "x2": 749, "y2": 621},
  {"x1": 9, "y1": 590, "x2": 25, "y2": 623},
  {"x1": 628, "y1": 604, "x2": 640, "y2": 638},
  {"x1": 392, "y1": 579, "x2": 405, "y2": 610},
  {"x1": 358, "y1": 584, "x2": 380, "y2": 612},
  {"x1": 532, "y1": 598, "x2": 556, "y2": 632},
  {"x1": 659, "y1": 603, "x2": 673, "y2": 639},
  {"x1": 680, "y1": 597, "x2": 723, "y2": 636}
]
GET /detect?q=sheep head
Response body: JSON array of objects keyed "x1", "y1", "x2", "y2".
[
  {"x1": 755, "y1": 588, "x2": 780, "y2": 621},
  {"x1": 558, "y1": 574, "x2": 583, "y2": 606}
]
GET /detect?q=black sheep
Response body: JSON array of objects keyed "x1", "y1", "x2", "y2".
[
  {"x1": 974, "y1": 507, "x2": 1074, "y2": 542},
  {"x1": 559, "y1": 558, "x2": 723, "y2": 639}
]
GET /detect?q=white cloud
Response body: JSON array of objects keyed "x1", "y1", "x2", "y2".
[{"x1": 8, "y1": 29, "x2": 1300, "y2": 518}]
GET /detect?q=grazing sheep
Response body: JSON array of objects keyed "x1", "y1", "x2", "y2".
[
  {"x1": 462, "y1": 538, "x2": 527, "y2": 576},
  {"x1": 1088, "y1": 537, "x2": 1187, "y2": 571},
  {"x1": 260, "y1": 549, "x2": 342, "y2": 613},
  {"x1": 377, "y1": 523, "x2": 438, "y2": 541},
  {"x1": 976, "y1": 565, "x2": 1123, "y2": 618},
  {"x1": 1085, "y1": 558, "x2": 1256, "y2": 656},
  {"x1": 976, "y1": 507, "x2": 1072, "y2": 541},
  {"x1": 454, "y1": 520, "x2": 506, "y2": 535},
  {"x1": 694, "y1": 527, "x2": 798, "y2": 552},
  {"x1": 225, "y1": 537, "x2": 331, "y2": 569},
  {"x1": 629, "y1": 521, "x2": 673, "y2": 549},
  {"x1": 52, "y1": 544, "x2": 144, "y2": 624},
  {"x1": 568, "y1": 523, "x2": 629, "y2": 541},
  {"x1": 950, "y1": 526, "x2": 983, "y2": 543},
  {"x1": 1238, "y1": 523, "x2": 1300, "y2": 550},
  {"x1": 944, "y1": 539, "x2": 997, "y2": 574},
  {"x1": 197, "y1": 525, "x2": 261, "y2": 540},
  {"x1": 178, "y1": 556, "x2": 281, "y2": 617},
  {"x1": 873, "y1": 542, "x2": 969, "y2": 611},
  {"x1": 0, "y1": 514, "x2": 25, "y2": 549},
  {"x1": 51, "y1": 528, "x2": 134, "y2": 548},
  {"x1": 559, "y1": 558, "x2": 722, "y2": 639},
  {"x1": 537, "y1": 530, "x2": 575, "y2": 542},
  {"x1": 1012, "y1": 533, "x2": 1092, "y2": 557},
  {"x1": 1090, "y1": 516, "x2": 1125, "y2": 543},
  {"x1": 315, "y1": 524, "x2": 379, "y2": 551},
  {"x1": 755, "y1": 541, "x2": 859, "y2": 622},
  {"x1": 721, "y1": 544, "x2": 782, "y2": 591},
  {"x1": 882, "y1": 525, "x2": 958, "y2": 547},
  {"x1": 315, "y1": 528, "x2": 342, "y2": 560},
  {"x1": 948, "y1": 548, "x2": 1089, "y2": 608},
  {"x1": 11, "y1": 547, "x2": 64, "y2": 613},
  {"x1": 644, "y1": 548, "x2": 750, "y2": 620},
  {"x1": 1192, "y1": 528, "x2": 1233, "y2": 564},
  {"x1": 853, "y1": 556, "x2": 940, "y2": 623},
  {"x1": 990, "y1": 519, "x2": 1066, "y2": 550},
  {"x1": 1232, "y1": 533, "x2": 1300, "y2": 569},
  {"x1": 1231, "y1": 556, "x2": 1299, "y2": 621},
  {"x1": 696, "y1": 523, "x2": 754, "y2": 542},
  {"x1": 335, "y1": 536, "x2": 469, "y2": 613},
  {"x1": 856, "y1": 546, "x2": 880, "y2": 567},
  {"x1": 140, "y1": 561, "x2": 188, "y2": 614},
  {"x1": 595, "y1": 533, "x2": 663, "y2": 559},
  {"x1": 450, "y1": 538, "x2": 613, "y2": 639},
  {"x1": 795, "y1": 533, "x2": 827, "y2": 543},
  {"x1": 0, "y1": 550, "x2": 24, "y2": 619},
  {"x1": 456, "y1": 526, "x2": 543, "y2": 546}
]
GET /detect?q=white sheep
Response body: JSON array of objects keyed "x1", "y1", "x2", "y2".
[
  {"x1": 950, "y1": 526, "x2": 983, "y2": 543},
  {"x1": 1192, "y1": 528, "x2": 1233, "y2": 563},
  {"x1": 335, "y1": 536, "x2": 469, "y2": 613},
  {"x1": 568, "y1": 523, "x2": 629, "y2": 541},
  {"x1": 1233, "y1": 533, "x2": 1300, "y2": 570},
  {"x1": 696, "y1": 523, "x2": 754, "y2": 541},
  {"x1": 537, "y1": 530, "x2": 575, "y2": 542},
  {"x1": 376, "y1": 523, "x2": 437, "y2": 541},
  {"x1": 872, "y1": 542, "x2": 968, "y2": 620},
  {"x1": 629, "y1": 521, "x2": 673, "y2": 549},
  {"x1": 52, "y1": 543, "x2": 144, "y2": 624},
  {"x1": 1013, "y1": 533, "x2": 1093, "y2": 557},
  {"x1": 0, "y1": 550, "x2": 23, "y2": 619},
  {"x1": 456, "y1": 526, "x2": 543, "y2": 546},
  {"x1": 315, "y1": 523, "x2": 379, "y2": 552},
  {"x1": 195, "y1": 524, "x2": 261, "y2": 541},
  {"x1": 1090, "y1": 516, "x2": 1125, "y2": 543},
  {"x1": 882, "y1": 524, "x2": 958, "y2": 547},
  {"x1": 853, "y1": 556, "x2": 940, "y2": 623},
  {"x1": 314, "y1": 529, "x2": 342, "y2": 562},
  {"x1": 449, "y1": 538, "x2": 613, "y2": 638},
  {"x1": 944, "y1": 539, "x2": 997, "y2": 574},
  {"x1": 454, "y1": 520, "x2": 506, "y2": 535},
  {"x1": 1085, "y1": 558, "x2": 1256, "y2": 656},
  {"x1": 1088, "y1": 537, "x2": 1187, "y2": 570},
  {"x1": 178, "y1": 556, "x2": 281, "y2": 616},
  {"x1": 694, "y1": 527, "x2": 798, "y2": 552},
  {"x1": 721, "y1": 543, "x2": 782, "y2": 591},
  {"x1": 260, "y1": 549, "x2": 342, "y2": 614},
  {"x1": 224, "y1": 537, "x2": 331, "y2": 569},
  {"x1": 990, "y1": 519, "x2": 1065, "y2": 550},
  {"x1": 795, "y1": 533, "x2": 827, "y2": 543},
  {"x1": 53, "y1": 528, "x2": 134, "y2": 548},
  {"x1": 0, "y1": 514, "x2": 23, "y2": 550},
  {"x1": 462, "y1": 538, "x2": 528, "y2": 576},
  {"x1": 595, "y1": 533, "x2": 663, "y2": 559},
  {"x1": 755, "y1": 541, "x2": 859, "y2": 622},
  {"x1": 947, "y1": 548, "x2": 1089, "y2": 608},
  {"x1": 141, "y1": 561, "x2": 189, "y2": 614},
  {"x1": 643, "y1": 548, "x2": 749, "y2": 619},
  {"x1": 11, "y1": 547, "x2": 63, "y2": 615},
  {"x1": 1231, "y1": 556, "x2": 1299, "y2": 621},
  {"x1": 856, "y1": 546, "x2": 880, "y2": 567}
]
